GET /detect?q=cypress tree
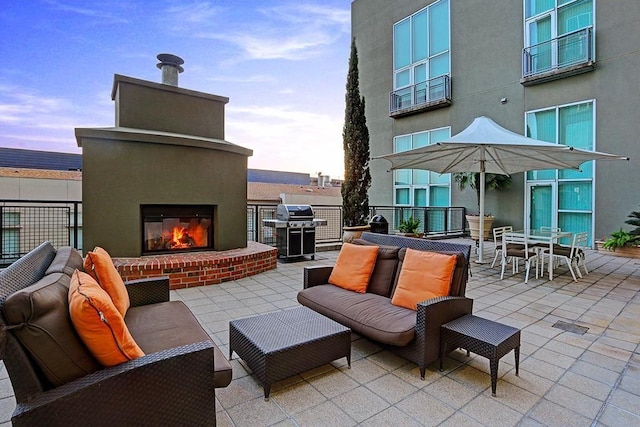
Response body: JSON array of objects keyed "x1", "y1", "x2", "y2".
[{"x1": 341, "y1": 37, "x2": 371, "y2": 227}]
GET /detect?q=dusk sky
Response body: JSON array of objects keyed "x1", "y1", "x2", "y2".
[{"x1": 0, "y1": 0, "x2": 352, "y2": 178}]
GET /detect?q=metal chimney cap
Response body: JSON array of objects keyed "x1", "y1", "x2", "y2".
[{"x1": 156, "y1": 53, "x2": 184, "y2": 73}]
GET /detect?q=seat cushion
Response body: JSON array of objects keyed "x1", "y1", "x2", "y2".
[
  {"x1": 3, "y1": 272, "x2": 100, "y2": 386},
  {"x1": 125, "y1": 301, "x2": 232, "y2": 388},
  {"x1": 298, "y1": 285, "x2": 416, "y2": 346}
]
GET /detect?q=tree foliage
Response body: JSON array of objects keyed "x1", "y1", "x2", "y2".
[
  {"x1": 454, "y1": 172, "x2": 512, "y2": 214},
  {"x1": 341, "y1": 38, "x2": 371, "y2": 227},
  {"x1": 626, "y1": 205, "x2": 640, "y2": 237}
]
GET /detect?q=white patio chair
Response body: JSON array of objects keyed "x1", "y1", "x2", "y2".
[
  {"x1": 500, "y1": 233, "x2": 539, "y2": 283},
  {"x1": 491, "y1": 225, "x2": 513, "y2": 268},
  {"x1": 535, "y1": 227, "x2": 563, "y2": 274},
  {"x1": 546, "y1": 232, "x2": 589, "y2": 280},
  {"x1": 542, "y1": 233, "x2": 589, "y2": 282}
]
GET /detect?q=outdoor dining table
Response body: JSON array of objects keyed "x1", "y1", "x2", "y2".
[{"x1": 506, "y1": 229, "x2": 572, "y2": 280}]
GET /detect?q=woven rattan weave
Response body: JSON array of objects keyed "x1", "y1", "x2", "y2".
[
  {"x1": 229, "y1": 306, "x2": 351, "y2": 400},
  {"x1": 440, "y1": 314, "x2": 520, "y2": 396}
]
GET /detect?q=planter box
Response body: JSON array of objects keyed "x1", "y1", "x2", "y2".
[
  {"x1": 595, "y1": 241, "x2": 640, "y2": 258},
  {"x1": 466, "y1": 215, "x2": 494, "y2": 241}
]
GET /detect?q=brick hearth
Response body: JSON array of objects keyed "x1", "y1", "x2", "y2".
[{"x1": 114, "y1": 241, "x2": 277, "y2": 290}]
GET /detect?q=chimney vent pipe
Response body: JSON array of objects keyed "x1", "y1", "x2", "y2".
[{"x1": 156, "y1": 53, "x2": 184, "y2": 86}]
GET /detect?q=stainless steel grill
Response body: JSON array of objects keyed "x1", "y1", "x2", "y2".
[{"x1": 263, "y1": 204, "x2": 327, "y2": 259}]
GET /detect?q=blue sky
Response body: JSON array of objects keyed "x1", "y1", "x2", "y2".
[{"x1": 0, "y1": 0, "x2": 352, "y2": 178}]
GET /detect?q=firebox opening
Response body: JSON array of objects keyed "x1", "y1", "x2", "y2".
[{"x1": 141, "y1": 204, "x2": 214, "y2": 255}]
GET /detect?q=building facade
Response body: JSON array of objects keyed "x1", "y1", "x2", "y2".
[{"x1": 352, "y1": 0, "x2": 640, "y2": 245}]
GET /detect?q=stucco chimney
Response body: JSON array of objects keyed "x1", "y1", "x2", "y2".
[{"x1": 156, "y1": 53, "x2": 184, "y2": 86}]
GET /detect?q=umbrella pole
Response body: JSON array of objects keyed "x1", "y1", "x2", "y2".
[{"x1": 478, "y1": 167, "x2": 486, "y2": 263}]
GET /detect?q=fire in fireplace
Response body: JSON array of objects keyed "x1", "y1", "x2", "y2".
[{"x1": 141, "y1": 205, "x2": 214, "y2": 255}]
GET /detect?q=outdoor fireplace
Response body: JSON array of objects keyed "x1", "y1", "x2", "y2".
[{"x1": 141, "y1": 205, "x2": 214, "y2": 255}]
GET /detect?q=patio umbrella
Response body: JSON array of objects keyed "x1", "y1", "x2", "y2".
[{"x1": 375, "y1": 116, "x2": 629, "y2": 262}]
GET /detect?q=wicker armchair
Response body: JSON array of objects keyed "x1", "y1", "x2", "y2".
[{"x1": 0, "y1": 242, "x2": 217, "y2": 426}]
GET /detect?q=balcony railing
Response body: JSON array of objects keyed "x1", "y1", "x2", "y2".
[
  {"x1": 522, "y1": 27, "x2": 594, "y2": 84},
  {"x1": 1, "y1": 200, "x2": 467, "y2": 265},
  {"x1": 389, "y1": 75, "x2": 451, "y2": 117}
]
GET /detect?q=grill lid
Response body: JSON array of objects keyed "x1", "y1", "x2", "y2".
[{"x1": 276, "y1": 204, "x2": 314, "y2": 221}]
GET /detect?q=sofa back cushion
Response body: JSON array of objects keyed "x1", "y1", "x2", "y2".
[
  {"x1": 393, "y1": 248, "x2": 468, "y2": 297},
  {"x1": 45, "y1": 246, "x2": 84, "y2": 276},
  {"x1": 352, "y1": 239, "x2": 400, "y2": 297},
  {"x1": 2, "y1": 272, "x2": 100, "y2": 387}
]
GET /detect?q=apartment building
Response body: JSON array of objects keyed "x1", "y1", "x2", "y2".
[{"x1": 352, "y1": 0, "x2": 639, "y2": 244}]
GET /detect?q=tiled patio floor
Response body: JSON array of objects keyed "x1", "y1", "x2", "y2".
[{"x1": 1, "y1": 240, "x2": 639, "y2": 426}]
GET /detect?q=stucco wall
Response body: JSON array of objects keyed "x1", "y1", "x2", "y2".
[
  {"x1": 352, "y1": 0, "x2": 640, "y2": 236},
  {"x1": 79, "y1": 131, "x2": 249, "y2": 256}
]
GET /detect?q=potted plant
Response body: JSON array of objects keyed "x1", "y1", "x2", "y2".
[
  {"x1": 597, "y1": 205, "x2": 640, "y2": 258},
  {"x1": 341, "y1": 37, "x2": 372, "y2": 243},
  {"x1": 397, "y1": 217, "x2": 422, "y2": 237},
  {"x1": 454, "y1": 172, "x2": 511, "y2": 240}
]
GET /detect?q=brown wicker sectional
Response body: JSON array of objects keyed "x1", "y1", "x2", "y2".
[
  {"x1": 0, "y1": 242, "x2": 230, "y2": 426},
  {"x1": 297, "y1": 232, "x2": 474, "y2": 378}
]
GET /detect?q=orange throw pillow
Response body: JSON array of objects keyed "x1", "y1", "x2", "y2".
[
  {"x1": 391, "y1": 248, "x2": 457, "y2": 310},
  {"x1": 328, "y1": 243, "x2": 379, "y2": 293},
  {"x1": 69, "y1": 270, "x2": 144, "y2": 367},
  {"x1": 84, "y1": 246, "x2": 130, "y2": 317}
]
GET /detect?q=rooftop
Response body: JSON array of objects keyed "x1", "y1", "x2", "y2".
[{"x1": 1, "y1": 240, "x2": 638, "y2": 425}]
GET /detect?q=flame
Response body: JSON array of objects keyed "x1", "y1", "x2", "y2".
[{"x1": 170, "y1": 227, "x2": 191, "y2": 249}]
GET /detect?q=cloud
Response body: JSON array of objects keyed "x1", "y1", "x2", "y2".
[
  {"x1": 42, "y1": 0, "x2": 130, "y2": 24},
  {"x1": 205, "y1": 74, "x2": 275, "y2": 84},
  {"x1": 225, "y1": 104, "x2": 344, "y2": 178},
  {"x1": 179, "y1": 3, "x2": 350, "y2": 62},
  {"x1": 0, "y1": 85, "x2": 107, "y2": 130},
  {"x1": 163, "y1": 2, "x2": 225, "y2": 24}
]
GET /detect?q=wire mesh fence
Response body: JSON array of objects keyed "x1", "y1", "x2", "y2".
[{"x1": 1, "y1": 201, "x2": 465, "y2": 265}]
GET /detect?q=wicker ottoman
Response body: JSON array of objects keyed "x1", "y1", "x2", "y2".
[
  {"x1": 440, "y1": 314, "x2": 520, "y2": 397},
  {"x1": 229, "y1": 306, "x2": 351, "y2": 400}
]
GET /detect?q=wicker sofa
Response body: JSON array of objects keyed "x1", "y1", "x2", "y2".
[
  {"x1": 0, "y1": 242, "x2": 229, "y2": 426},
  {"x1": 298, "y1": 232, "x2": 473, "y2": 378}
]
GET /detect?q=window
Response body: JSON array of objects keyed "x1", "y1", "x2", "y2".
[
  {"x1": 525, "y1": 100, "x2": 595, "y2": 243},
  {"x1": 393, "y1": 127, "x2": 451, "y2": 207},
  {"x1": 2, "y1": 211, "x2": 21, "y2": 262},
  {"x1": 391, "y1": 0, "x2": 450, "y2": 112},
  {"x1": 523, "y1": 0, "x2": 594, "y2": 78}
]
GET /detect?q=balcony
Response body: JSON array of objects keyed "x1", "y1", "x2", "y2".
[
  {"x1": 389, "y1": 75, "x2": 451, "y2": 118},
  {"x1": 521, "y1": 27, "x2": 595, "y2": 86}
]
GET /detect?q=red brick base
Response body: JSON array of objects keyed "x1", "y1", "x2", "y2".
[{"x1": 114, "y1": 241, "x2": 278, "y2": 290}]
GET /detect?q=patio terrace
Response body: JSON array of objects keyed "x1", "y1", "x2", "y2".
[{"x1": 1, "y1": 240, "x2": 639, "y2": 426}]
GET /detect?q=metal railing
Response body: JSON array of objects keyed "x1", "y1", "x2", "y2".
[
  {"x1": 1, "y1": 201, "x2": 466, "y2": 265},
  {"x1": 522, "y1": 27, "x2": 593, "y2": 78},
  {"x1": 389, "y1": 75, "x2": 451, "y2": 114},
  {"x1": 1, "y1": 200, "x2": 82, "y2": 265}
]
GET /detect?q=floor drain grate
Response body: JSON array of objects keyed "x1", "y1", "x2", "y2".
[{"x1": 552, "y1": 320, "x2": 589, "y2": 335}]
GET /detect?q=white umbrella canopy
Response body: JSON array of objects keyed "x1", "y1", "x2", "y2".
[{"x1": 375, "y1": 116, "x2": 629, "y2": 263}]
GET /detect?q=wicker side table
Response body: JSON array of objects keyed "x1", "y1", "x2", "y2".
[
  {"x1": 440, "y1": 314, "x2": 520, "y2": 396},
  {"x1": 229, "y1": 306, "x2": 351, "y2": 400}
]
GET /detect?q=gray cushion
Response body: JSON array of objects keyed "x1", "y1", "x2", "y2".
[
  {"x1": 44, "y1": 246, "x2": 84, "y2": 276},
  {"x1": 352, "y1": 239, "x2": 400, "y2": 297},
  {"x1": 298, "y1": 285, "x2": 416, "y2": 346},
  {"x1": 125, "y1": 301, "x2": 232, "y2": 388},
  {"x1": 2, "y1": 272, "x2": 100, "y2": 387}
]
